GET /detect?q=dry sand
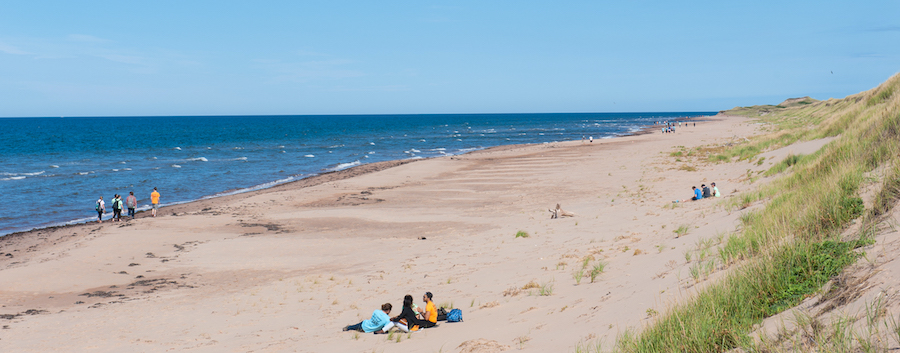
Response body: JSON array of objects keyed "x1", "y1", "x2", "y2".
[{"x1": 0, "y1": 115, "x2": 805, "y2": 352}]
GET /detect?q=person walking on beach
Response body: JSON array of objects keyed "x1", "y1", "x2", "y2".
[
  {"x1": 95, "y1": 196, "x2": 105, "y2": 223},
  {"x1": 126, "y1": 191, "x2": 137, "y2": 219},
  {"x1": 112, "y1": 194, "x2": 123, "y2": 222},
  {"x1": 150, "y1": 187, "x2": 160, "y2": 217}
]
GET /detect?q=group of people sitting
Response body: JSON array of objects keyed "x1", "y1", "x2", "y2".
[
  {"x1": 343, "y1": 292, "x2": 439, "y2": 334},
  {"x1": 691, "y1": 182, "x2": 720, "y2": 200}
]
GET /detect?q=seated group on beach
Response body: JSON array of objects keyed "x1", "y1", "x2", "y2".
[
  {"x1": 343, "y1": 292, "x2": 439, "y2": 334},
  {"x1": 690, "y1": 182, "x2": 720, "y2": 201}
]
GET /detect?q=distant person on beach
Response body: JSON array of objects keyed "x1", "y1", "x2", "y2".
[
  {"x1": 712, "y1": 182, "x2": 721, "y2": 197},
  {"x1": 95, "y1": 196, "x2": 105, "y2": 223},
  {"x1": 112, "y1": 194, "x2": 123, "y2": 221},
  {"x1": 126, "y1": 191, "x2": 137, "y2": 219},
  {"x1": 343, "y1": 303, "x2": 392, "y2": 333},
  {"x1": 150, "y1": 187, "x2": 160, "y2": 217},
  {"x1": 701, "y1": 184, "x2": 711, "y2": 198},
  {"x1": 589, "y1": 136, "x2": 593, "y2": 143},
  {"x1": 691, "y1": 186, "x2": 702, "y2": 201}
]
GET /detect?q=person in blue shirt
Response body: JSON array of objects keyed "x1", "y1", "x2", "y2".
[
  {"x1": 691, "y1": 186, "x2": 703, "y2": 201},
  {"x1": 344, "y1": 303, "x2": 392, "y2": 333}
]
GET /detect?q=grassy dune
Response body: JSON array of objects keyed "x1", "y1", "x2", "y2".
[{"x1": 610, "y1": 73, "x2": 900, "y2": 352}]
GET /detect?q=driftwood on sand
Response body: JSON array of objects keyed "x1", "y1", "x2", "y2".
[{"x1": 548, "y1": 204, "x2": 575, "y2": 219}]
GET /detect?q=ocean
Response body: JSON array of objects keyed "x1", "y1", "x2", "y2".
[{"x1": 0, "y1": 113, "x2": 713, "y2": 236}]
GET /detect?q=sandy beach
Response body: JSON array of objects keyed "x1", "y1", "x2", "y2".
[{"x1": 1, "y1": 115, "x2": 817, "y2": 352}]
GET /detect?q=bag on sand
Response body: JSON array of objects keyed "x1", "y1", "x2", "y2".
[
  {"x1": 446, "y1": 308, "x2": 462, "y2": 323},
  {"x1": 436, "y1": 307, "x2": 448, "y2": 321}
]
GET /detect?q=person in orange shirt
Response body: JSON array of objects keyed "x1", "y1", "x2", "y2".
[
  {"x1": 150, "y1": 187, "x2": 160, "y2": 217},
  {"x1": 419, "y1": 292, "x2": 437, "y2": 328}
]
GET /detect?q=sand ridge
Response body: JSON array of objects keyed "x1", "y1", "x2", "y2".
[{"x1": 1, "y1": 116, "x2": 785, "y2": 352}]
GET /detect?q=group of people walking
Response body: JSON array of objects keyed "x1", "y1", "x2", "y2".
[
  {"x1": 343, "y1": 292, "x2": 440, "y2": 334},
  {"x1": 95, "y1": 187, "x2": 160, "y2": 223}
]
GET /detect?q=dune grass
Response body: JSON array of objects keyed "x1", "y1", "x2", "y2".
[{"x1": 611, "y1": 73, "x2": 900, "y2": 352}]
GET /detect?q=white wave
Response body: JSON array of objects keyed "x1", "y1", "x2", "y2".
[
  {"x1": 2, "y1": 171, "x2": 45, "y2": 176},
  {"x1": 77, "y1": 171, "x2": 93, "y2": 175},
  {"x1": 368, "y1": 151, "x2": 375, "y2": 154},
  {"x1": 1, "y1": 176, "x2": 26, "y2": 181},
  {"x1": 278, "y1": 145, "x2": 285, "y2": 148},
  {"x1": 174, "y1": 147, "x2": 182, "y2": 150},
  {"x1": 151, "y1": 157, "x2": 157, "y2": 160},
  {"x1": 328, "y1": 144, "x2": 344, "y2": 148},
  {"x1": 410, "y1": 149, "x2": 421, "y2": 153},
  {"x1": 281, "y1": 150, "x2": 286, "y2": 153},
  {"x1": 171, "y1": 164, "x2": 181, "y2": 168},
  {"x1": 407, "y1": 156, "x2": 424, "y2": 160},
  {"x1": 419, "y1": 139, "x2": 426, "y2": 142},
  {"x1": 432, "y1": 148, "x2": 446, "y2": 151},
  {"x1": 364, "y1": 155, "x2": 369, "y2": 158},
  {"x1": 119, "y1": 161, "x2": 127, "y2": 164},
  {"x1": 123, "y1": 168, "x2": 132, "y2": 171},
  {"x1": 186, "y1": 157, "x2": 208, "y2": 162},
  {"x1": 112, "y1": 169, "x2": 119, "y2": 172},
  {"x1": 207, "y1": 147, "x2": 212, "y2": 149},
  {"x1": 327, "y1": 160, "x2": 360, "y2": 172},
  {"x1": 304, "y1": 155, "x2": 315, "y2": 158},
  {"x1": 369, "y1": 142, "x2": 375, "y2": 145},
  {"x1": 234, "y1": 147, "x2": 243, "y2": 150},
  {"x1": 231, "y1": 157, "x2": 248, "y2": 161},
  {"x1": 50, "y1": 165, "x2": 59, "y2": 168}
]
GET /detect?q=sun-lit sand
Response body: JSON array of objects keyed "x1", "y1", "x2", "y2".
[{"x1": 2, "y1": 115, "x2": 810, "y2": 352}]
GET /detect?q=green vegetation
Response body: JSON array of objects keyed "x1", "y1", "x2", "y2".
[
  {"x1": 765, "y1": 153, "x2": 804, "y2": 176},
  {"x1": 515, "y1": 230, "x2": 529, "y2": 238},
  {"x1": 612, "y1": 74, "x2": 900, "y2": 352},
  {"x1": 673, "y1": 224, "x2": 690, "y2": 238}
]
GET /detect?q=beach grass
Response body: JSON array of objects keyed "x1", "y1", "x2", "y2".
[{"x1": 612, "y1": 73, "x2": 900, "y2": 352}]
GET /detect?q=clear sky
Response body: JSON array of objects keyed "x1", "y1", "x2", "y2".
[{"x1": 1, "y1": 1, "x2": 898, "y2": 117}]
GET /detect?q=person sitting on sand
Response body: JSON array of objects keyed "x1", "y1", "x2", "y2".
[
  {"x1": 691, "y1": 186, "x2": 702, "y2": 201},
  {"x1": 381, "y1": 295, "x2": 430, "y2": 333},
  {"x1": 419, "y1": 292, "x2": 438, "y2": 328},
  {"x1": 343, "y1": 303, "x2": 392, "y2": 333},
  {"x1": 701, "y1": 184, "x2": 711, "y2": 199},
  {"x1": 712, "y1": 182, "x2": 721, "y2": 197}
]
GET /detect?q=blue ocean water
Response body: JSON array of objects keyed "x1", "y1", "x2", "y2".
[{"x1": 0, "y1": 113, "x2": 713, "y2": 235}]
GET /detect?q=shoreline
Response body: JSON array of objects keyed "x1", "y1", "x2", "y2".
[{"x1": 0, "y1": 118, "x2": 692, "y2": 241}]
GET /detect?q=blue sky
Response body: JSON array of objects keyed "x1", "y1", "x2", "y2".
[{"x1": 1, "y1": 1, "x2": 898, "y2": 117}]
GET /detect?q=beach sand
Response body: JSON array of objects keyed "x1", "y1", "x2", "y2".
[{"x1": 1, "y1": 115, "x2": 790, "y2": 352}]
